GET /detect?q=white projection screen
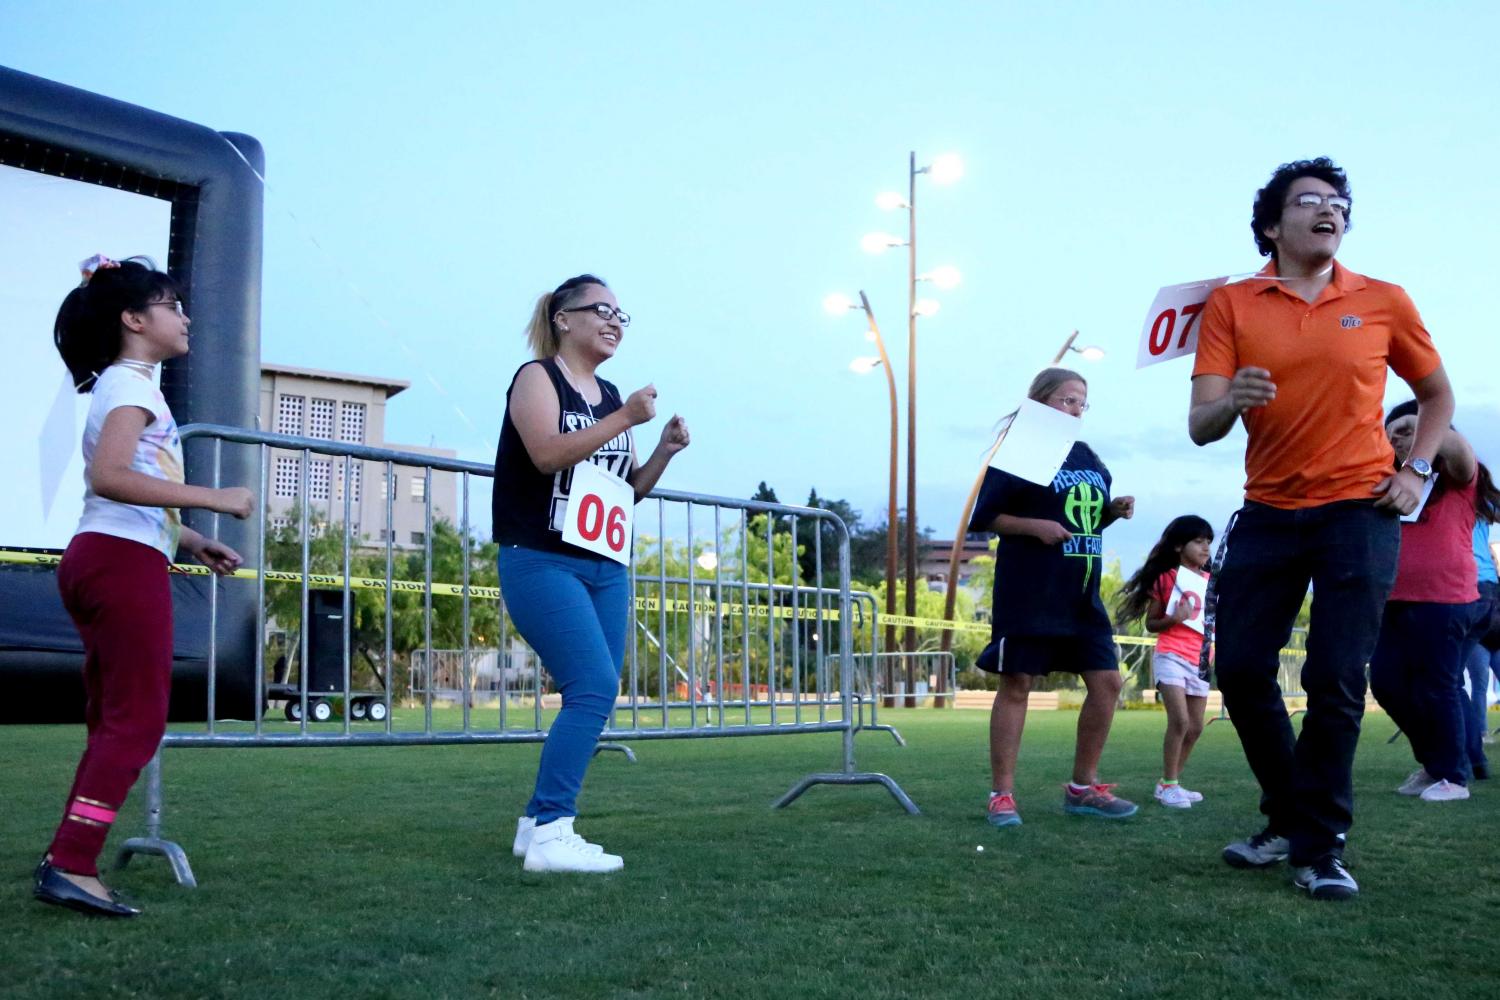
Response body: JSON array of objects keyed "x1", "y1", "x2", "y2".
[
  {"x1": 2, "y1": 64, "x2": 265, "y2": 722},
  {"x1": 1, "y1": 163, "x2": 172, "y2": 550}
]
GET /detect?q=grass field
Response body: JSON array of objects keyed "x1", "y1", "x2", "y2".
[{"x1": 3, "y1": 707, "x2": 1496, "y2": 999}]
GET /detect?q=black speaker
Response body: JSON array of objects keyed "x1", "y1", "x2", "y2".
[{"x1": 304, "y1": 590, "x2": 351, "y2": 694}]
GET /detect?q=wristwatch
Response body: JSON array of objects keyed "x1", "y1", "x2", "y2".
[{"x1": 1403, "y1": 457, "x2": 1433, "y2": 481}]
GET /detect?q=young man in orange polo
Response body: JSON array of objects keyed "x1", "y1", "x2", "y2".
[{"x1": 1189, "y1": 157, "x2": 1455, "y2": 901}]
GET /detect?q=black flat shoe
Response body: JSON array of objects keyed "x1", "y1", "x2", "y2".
[{"x1": 32, "y1": 861, "x2": 141, "y2": 918}]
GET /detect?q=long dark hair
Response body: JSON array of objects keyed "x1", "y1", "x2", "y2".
[
  {"x1": 54, "y1": 257, "x2": 182, "y2": 392},
  {"x1": 1116, "y1": 515, "x2": 1214, "y2": 626},
  {"x1": 1476, "y1": 461, "x2": 1500, "y2": 525}
]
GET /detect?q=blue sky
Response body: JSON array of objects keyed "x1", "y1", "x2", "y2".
[{"x1": 6, "y1": 1, "x2": 1498, "y2": 572}]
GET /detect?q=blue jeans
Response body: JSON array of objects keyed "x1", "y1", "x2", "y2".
[
  {"x1": 498, "y1": 546, "x2": 629, "y2": 824},
  {"x1": 1462, "y1": 581, "x2": 1498, "y2": 772},
  {"x1": 1370, "y1": 600, "x2": 1486, "y2": 785},
  {"x1": 1214, "y1": 500, "x2": 1399, "y2": 866}
]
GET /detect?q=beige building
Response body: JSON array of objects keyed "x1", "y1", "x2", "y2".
[
  {"x1": 258, "y1": 364, "x2": 459, "y2": 549},
  {"x1": 920, "y1": 534, "x2": 993, "y2": 591}
]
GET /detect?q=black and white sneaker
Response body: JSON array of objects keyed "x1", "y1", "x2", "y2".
[
  {"x1": 1292, "y1": 855, "x2": 1358, "y2": 901},
  {"x1": 1222, "y1": 829, "x2": 1290, "y2": 868}
]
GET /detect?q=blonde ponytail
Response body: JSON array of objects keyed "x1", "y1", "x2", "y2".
[
  {"x1": 525, "y1": 274, "x2": 608, "y2": 360},
  {"x1": 525, "y1": 292, "x2": 559, "y2": 359}
]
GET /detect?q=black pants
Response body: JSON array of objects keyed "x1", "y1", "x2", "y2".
[{"x1": 1215, "y1": 500, "x2": 1399, "y2": 865}]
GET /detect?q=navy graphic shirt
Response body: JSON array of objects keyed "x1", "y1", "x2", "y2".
[
  {"x1": 492, "y1": 358, "x2": 633, "y2": 556},
  {"x1": 969, "y1": 441, "x2": 1117, "y2": 638}
]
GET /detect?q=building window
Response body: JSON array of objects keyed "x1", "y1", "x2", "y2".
[
  {"x1": 336, "y1": 464, "x2": 362, "y2": 503},
  {"x1": 309, "y1": 460, "x2": 331, "y2": 500},
  {"x1": 339, "y1": 402, "x2": 366, "y2": 444},
  {"x1": 276, "y1": 395, "x2": 304, "y2": 435},
  {"x1": 273, "y1": 456, "x2": 300, "y2": 498},
  {"x1": 308, "y1": 398, "x2": 335, "y2": 440},
  {"x1": 271, "y1": 515, "x2": 291, "y2": 532},
  {"x1": 411, "y1": 476, "x2": 426, "y2": 501},
  {"x1": 411, "y1": 530, "x2": 426, "y2": 546},
  {"x1": 381, "y1": 472, "x2": 397, "y2": 500}
]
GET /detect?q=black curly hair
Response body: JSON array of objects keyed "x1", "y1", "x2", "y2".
[{"x1": 1251, "y1": 157, "x2": 1352, "y2": 258}]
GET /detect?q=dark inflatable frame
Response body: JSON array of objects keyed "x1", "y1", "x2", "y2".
[{"x1": 0, "y1": 64, "x2": 262, "y2": 721}]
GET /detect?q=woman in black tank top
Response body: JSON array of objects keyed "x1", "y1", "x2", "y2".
[{"x1": 493, "y1": 274, "x2": 689, "y2": 874}]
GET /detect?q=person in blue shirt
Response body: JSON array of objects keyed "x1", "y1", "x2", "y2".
[{"x1": 1462, "y1": 462, "x2": 1500, "y2": 777}]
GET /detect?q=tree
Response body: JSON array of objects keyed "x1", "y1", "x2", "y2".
[
  {"x1": 750, "y1": 481, "x2": 780, "y2": 506},
  {"x1": 262, "y1": 513, "x2": 506, "y2": 695}
]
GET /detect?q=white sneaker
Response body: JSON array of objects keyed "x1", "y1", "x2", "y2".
[
  {"x1": 1397, "y1": 768, "x2": 1436, "y2": 796},
  {"x1": 1154, "y1": 782, "x2": 1202, "y2": 803},
  {"x1": 522, "y1": 818, "x2": 623, "y2": 873},
  {"x1": 1157, "y1": 781, "x2": 1205, "y2": 803},
  {"x1": 1157, "y1": 784, "x2": 1192, "y2": 809},
  {"x1": 1419, "y1": 779, "x2": 1471, "y2": 802},
  {"x1": 513, "y1": 816, "x2": 605, "y2": 858}
]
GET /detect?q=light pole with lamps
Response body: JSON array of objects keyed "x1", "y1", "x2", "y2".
[
  {"x1": 933, "y1": 332, "x2": 1106, "y2": 705},
  {"x1": 865, "y1": 150, "x2": 962, "y2": 706},
  {"x1": 824, "y1": 290, "x2": 901, "y2": 706}
]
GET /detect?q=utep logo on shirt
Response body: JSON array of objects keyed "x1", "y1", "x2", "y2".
[
  {"x1": 1052, "y1": 468, "x2": 1106, "y2": 588},
  {"x1": 1340, "y1": 314, "x2": 1363, "y2": 329}
]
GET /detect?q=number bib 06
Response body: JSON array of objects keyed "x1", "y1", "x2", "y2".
[{"x1": 561, "y1": 460, "x2": 634, "y2": 565}]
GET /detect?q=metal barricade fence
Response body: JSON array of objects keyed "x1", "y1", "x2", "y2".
[
  {"x1": 118, "y1": 424, "x2": 918, "y2": 887},
  {"x1": 850, "y1": 650, "x2": 957, "y2": 746}
]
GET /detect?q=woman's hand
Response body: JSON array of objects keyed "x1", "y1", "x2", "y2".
[
  {"x1": 623, "y1": 384, "x2": 658, "y2": 426},
  {"x1": 1109, "y1": 495, "x2": 1135, "y2": 520},
  {"x1": 657, "y1": 415, "x2": 690, "y2": 455}
]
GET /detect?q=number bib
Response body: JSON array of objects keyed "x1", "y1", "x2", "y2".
[
  {"x1": 561, "y1": 460, "x2": 634, "y2": 565},
  {"x1": 1136, "y1": 276, "x2": 1231, "y2": 369},
  {"x1": 1166, "y1": 569, "x2": 1208, "y2": 635}
]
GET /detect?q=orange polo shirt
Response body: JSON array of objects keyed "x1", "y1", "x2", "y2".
[{"x1": 1193, "y1": 261, "x2": 1441, "y2": 509}]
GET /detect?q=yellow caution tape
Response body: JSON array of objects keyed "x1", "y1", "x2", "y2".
[
  {"x1": 9, "y1": 548, "x2": 1265, "y2": 648},
  {"x1": 0, "y1": 548, "x2": 499, "y2": 599},
  {"x1": 879, "y1": 613, "x2": 991, "y2": 635}
]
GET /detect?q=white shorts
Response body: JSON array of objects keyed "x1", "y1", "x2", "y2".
[{"x1": 1153, "y1": 650, "x2": 1210, "y2": 698}]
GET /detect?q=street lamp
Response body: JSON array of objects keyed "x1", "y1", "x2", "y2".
[
  {"x1": 874, "y1": 151, "x2": 962, "y2": 706},
  {"x1": 934, "y1": 331, "x2": 1105, "y2": 702},
  {"x1": 826, "y1": 290, "x2": 901, "y2": 705}
]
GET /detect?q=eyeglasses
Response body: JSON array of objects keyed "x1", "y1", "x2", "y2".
[
  {"x1": 147, "y1": 299, "x2": 187, "y2": 318},
  {"x1": 560, "y1": 303, "x2": 631, "y2": 327},
  {"x1": 1050, "y1": 395, "x2": 1090, "y2": 412},
  {"x1": 1287, "y1": 192, "x2": 1351, "y2": 213}
]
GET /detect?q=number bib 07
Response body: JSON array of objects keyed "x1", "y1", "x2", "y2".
[
  {"x1": 561, "y1": 460, "x2": 634, "y2": 565},
  {"x1": 1135, "y1": 276, "x2": 1230, "y2": 369}
]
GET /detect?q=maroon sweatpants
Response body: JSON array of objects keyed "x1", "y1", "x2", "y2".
[{"x1": 47, "y1": 532, "x2": 174, "y2": 876}]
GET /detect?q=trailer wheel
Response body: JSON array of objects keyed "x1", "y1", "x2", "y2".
[
  {"x1": 366, "y1": 701, "x2": 389, "y2": 723},
  {"x1": 310, "y1": 699, "x2": 333, "y2": 723},
  {"x1": 284, "y1": 700, "x2": 303, "y2": 722},
  {"x1": 350, "y1": 698, "x2": 369, "y2": 721}
]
